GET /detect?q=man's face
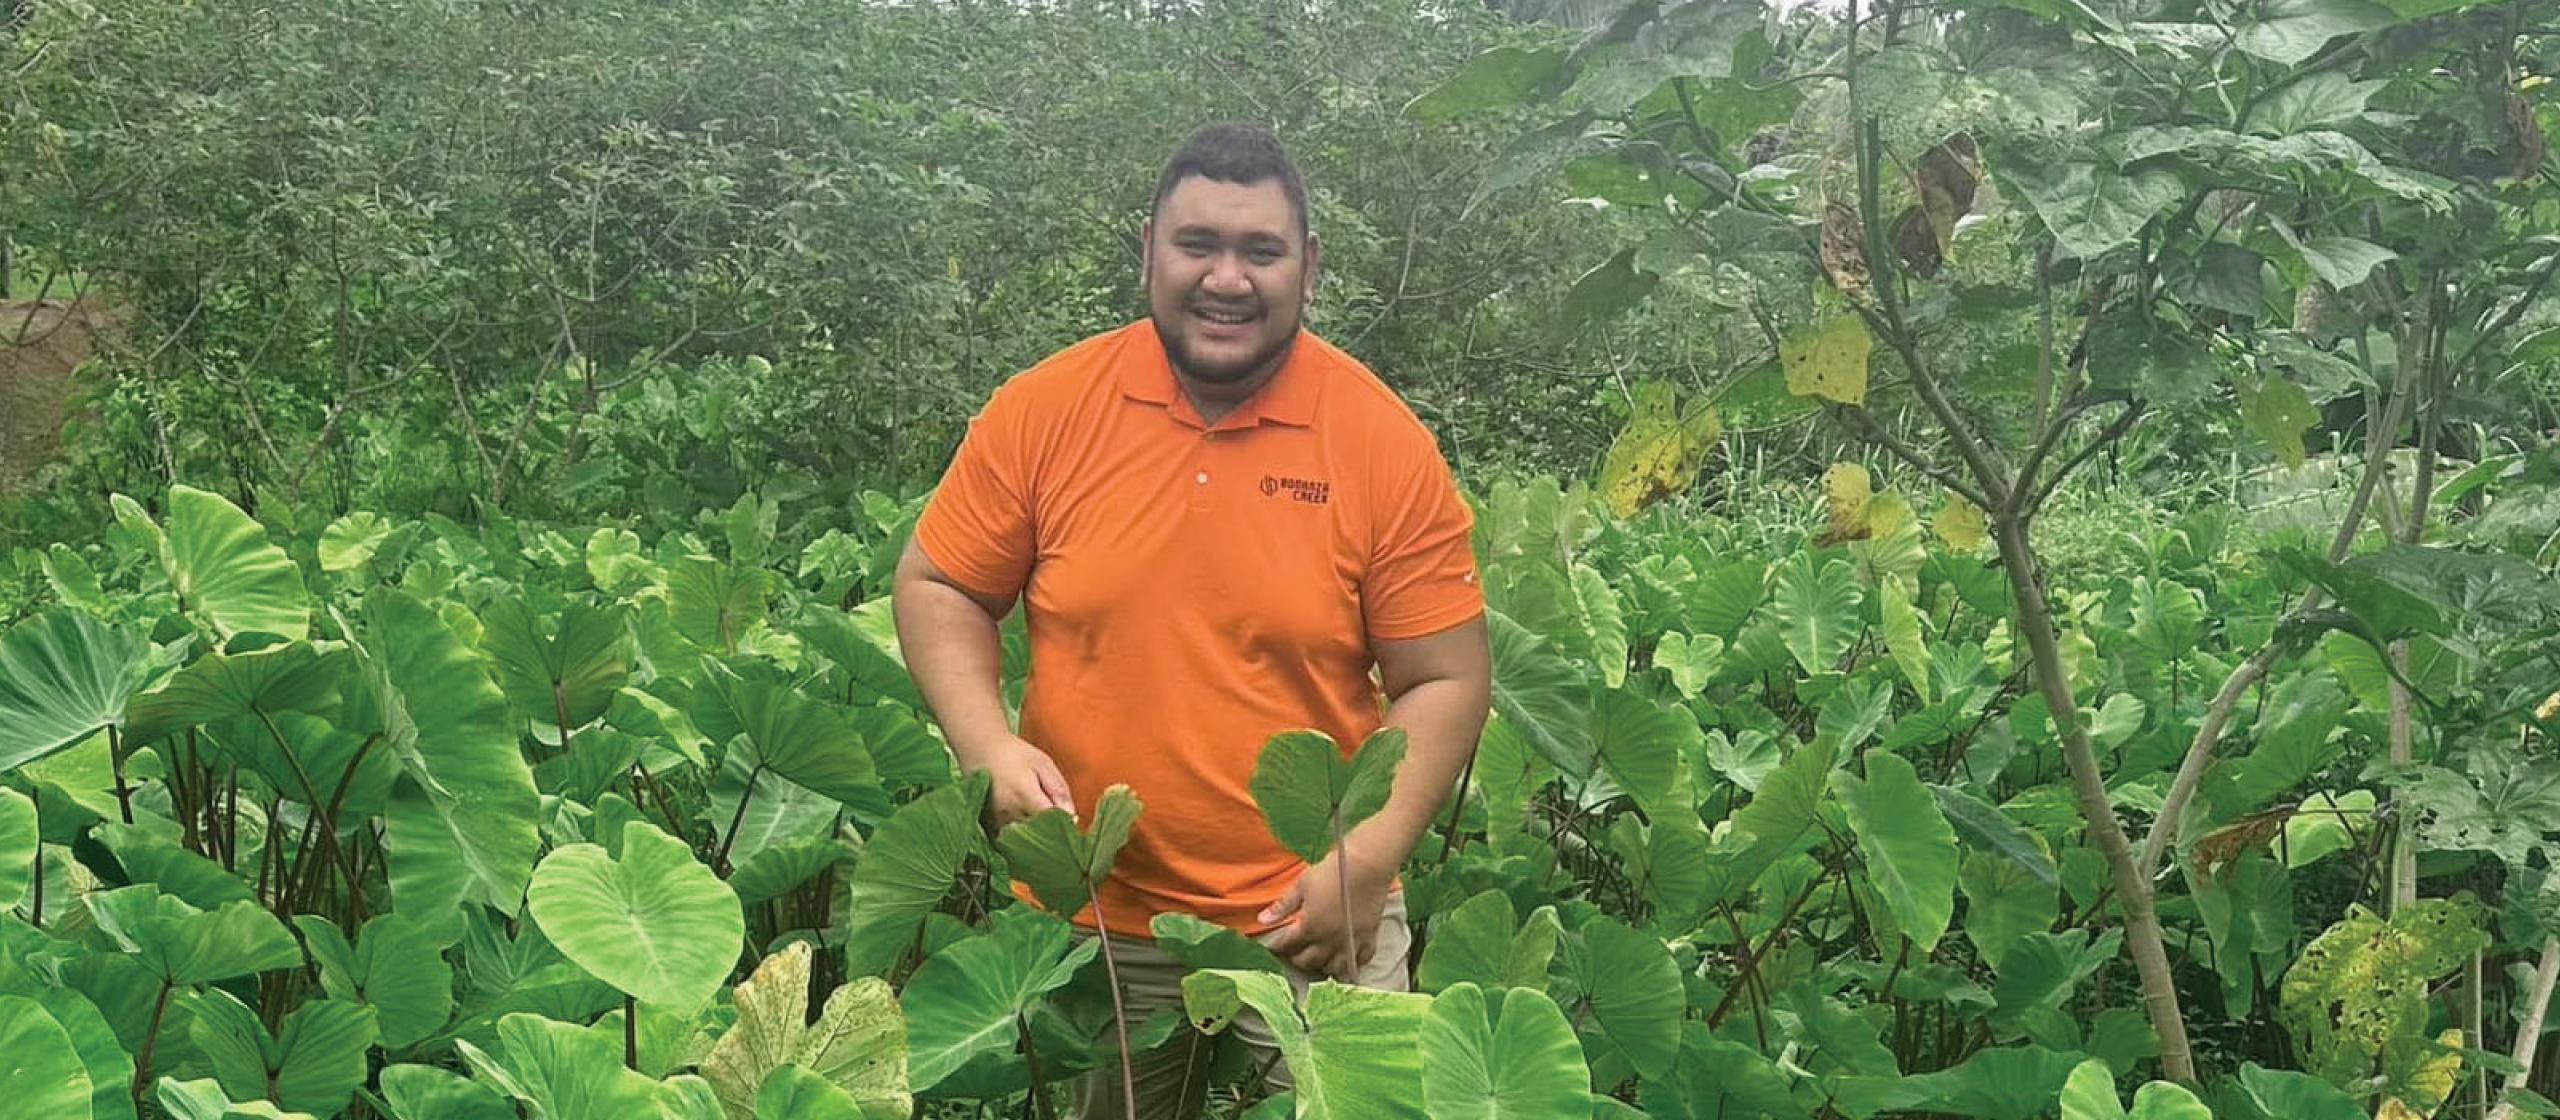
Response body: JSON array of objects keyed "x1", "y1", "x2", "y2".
[{"x1": 1144, "y1": 175, "x2": 1319, "y2": 387}]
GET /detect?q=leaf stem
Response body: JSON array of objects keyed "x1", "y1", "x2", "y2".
[
  {"x1": 132, "y1": 979, "x2": 173, "y2": 1112},
  {"x1": 624, "y1": 994, "x2": 639, "y2": 1070},
  {"x1": 1085, "y1": 892, "x2": 1140, "y2": 1120}
]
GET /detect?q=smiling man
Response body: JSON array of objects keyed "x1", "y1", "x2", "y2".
[{"x1": 893, "y1": 123, "x2": 1491, "y2": 1117}]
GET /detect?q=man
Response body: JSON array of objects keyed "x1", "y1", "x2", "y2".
[{"x1": 893, "y1": 123, "x2": 1491, "y2": 1118}]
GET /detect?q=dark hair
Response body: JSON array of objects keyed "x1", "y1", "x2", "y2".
[{"x1": 1150, "y1": 123, "x2": 1311, "y2": 240}]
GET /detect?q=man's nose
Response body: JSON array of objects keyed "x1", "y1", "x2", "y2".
[{"x1": 1203, "y1": 253, "x2": 1252, "y2": 297}]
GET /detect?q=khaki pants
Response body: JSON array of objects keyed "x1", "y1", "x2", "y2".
[{"x1": 1071, "y1": 893, "x2": 1412, "y2": 1120}]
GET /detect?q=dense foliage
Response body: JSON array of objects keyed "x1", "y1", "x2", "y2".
[{"x1": 5, "y1": 0, "x2": 2560, "y2": 1119}]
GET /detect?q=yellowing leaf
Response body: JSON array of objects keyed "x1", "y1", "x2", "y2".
[
  {"x1": 1783, "y1": 314, "x2": 1873, "y2": 406},
  {"x1": 1933, "y1": 493, "x2": 1987, "y2": 553},
  {"x1": 2395, "y1": 1029, "x2": 2463, "y2": 1115},
  {"x1": 2237, "y1": 374, "x2": 2322, "y2": 468},
  {"x1": 1600, "y1": 381, "x2": 1722, "y2": 518},
  {"x1": 2534, "y1": 690, "x2": 2557, "y2": 722},
  {"x1": 1823, "y1": 463, "x2": 1874, "y2": 542}
]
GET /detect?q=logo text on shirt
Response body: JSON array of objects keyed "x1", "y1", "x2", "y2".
[{"x1": 1259, "y1": 475, "x2": 1331, "y2": 505}]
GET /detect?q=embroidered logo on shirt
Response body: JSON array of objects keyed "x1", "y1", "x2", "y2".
[{"x1": 1260, "y1": 475, "x2": 1331, "y2": 505}]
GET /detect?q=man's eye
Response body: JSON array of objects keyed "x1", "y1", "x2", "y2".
[{"x1": 1248, "y1": 248, "x2": 1282, "y2": 265}]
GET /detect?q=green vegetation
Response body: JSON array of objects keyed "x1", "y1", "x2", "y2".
[{"x1": 4, "y1": 0, "x2": 2560, "y2": 1118}]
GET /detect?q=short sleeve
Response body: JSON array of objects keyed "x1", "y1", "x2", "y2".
[
  {"x1": 913, "y1": 387, "x2": 1037, "y2": 600},
  {"x1": 1364, "y1": 428, "x2": 1484, "y2": 641}
]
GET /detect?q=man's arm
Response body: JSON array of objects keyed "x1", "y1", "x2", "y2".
[
  {"x1": 891, "y1": 537, "x2": 1073, "y2": 829},
  {"x1": 1345, "y1": 616, "x2": 1493, "y2": 878},
  {"x1": 1263, "y1": 615, "x2": 1491, "y2": 978}
]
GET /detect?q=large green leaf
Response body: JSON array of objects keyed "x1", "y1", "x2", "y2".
[
  {"x1": 95, "y1": 823, "x2": 255, "y2": 909},
  {"x1": 0, "y1": 994, "x2": 97, "y2": 1120},
  {"x1": 156, "y1": 1078, "x2": 319, "y2": 1120},
  {"x1": 1568, "y1": 564, "x2": 1630, "y2": 688},
  {"x1": 1589, "y1": 688, "x2": 1694, "y2": 821},
  {"x1": 124, "y1": 641, "x2": 341, "y2": 748},
  {"x1": 0, "y1": 789, "x2": 33, "y2": 910},
  {"x1": 708, "y1": 740, "x2": 840, "y2": 870},
  {"x1": 359, "y1": 589, "x2": 542, "y2": 920},
  {"x1": 1183, "y1": 969, "x2": 1430, "y2": 1120},
  {"x1": 1931, "y1": 784, "x2": 2057, "y2": 886},
  {"x1": 1878, "y1": 1045, "x2": 2087, "y2": 1120},
  {"x1": 2233, "y1": 0, "x2": 2397, "y2": 64},
  {"x1": 293, "y1": 914, "x2": 455, "y2": 1049},
  {"x1": 1416, "y1": 889, "x2": 1564, "y2": 994},
  {"x1": 2060, "y1": 1058, "x2": 2213, "y2": 1120},
  {"x1": 2236, "y1": 1063, "x2": 2365, "y2": 1120},
  {"x1": 158, "y1": 486, "x2": 310, "y2": 640},
  {"x1": 457, "y1": 1012, "x2": 688, "y2": 1118},
  {"x1": 379, "y1": 1065, "x2": 515, "y2": 1120},
  {"x1": 186, "y1": 988, "x2": 379, "y2": 1117},
  {"x1": 901, "y1": 909, "x2": 1097, "y2": 1093},
  {"x1": 840, "y1": 773, "x2": 987, "y2": 978},
  {"x1": 2244, "y1": 72, "x2": 2383, "y2": 135},
  {"x1": 3, "y1": 987, "x2": 135, "y2": 1120},
  {"x1": 1770, "y1": 554, "x2": 1861, "y2": 677},
  {"x1": 1420, "y1": 983, "x2": 1591, "y2": 1120},
  {"x1": 1407, "y1": 46, "x2": 1570, "y2": 121},
  {"x1": 318, "y1": 512, "x2": 392, "y2": 574},
  {"x1": 479, "y1": 598, "x2": 630, "y2": 732},
  {"x1": 1835, "y1": 752, "x2": 1958, "y2": 951},
  {"x1": 1150, "y1": 913, "x2": 1290, "y2": 975},
  {"x1": 668, "y1": 556, "x2": 770, "y2": 654},
  {"x1": 1878, "y1": 579, "x2": 1932, "y2": 703},
  {"x1": 702, "y1": 941, "x2": 910, "y2": 1120},
  {"x1": 1641, "y1": 1023, "x2": 1807, "y2": 1120},
  {"x1": 691, "y1": 665, "x2": 879, "y2": 804},
  {"x1": 1251, "y1": 728, "x2": 1408, "y2": 865},
  {"x1": 1560, "y1": 917, "x2": 1682, "y2": 1080},
  {"x1": 2009, "y1": 162, "x2": 2184, "y2": 260},
  {"x1": 1489, "y1": 611, "x2": 1593, "y2": 778},
  {"x1": 1732, "y1": 738, "x2": 1837, "y2": 872},
  {"x1": 996, "y1": 783, "x2": 1141, "y2": 918},
  {"x1": 0, "y1": 610, "x2": 155, "y2": 772},
  {"x1": 86, "y1": 885, "x2": 303, "y2": 985},
  {"x1": 528, "y1": 819, "x2": 743, "y2": 1014}
]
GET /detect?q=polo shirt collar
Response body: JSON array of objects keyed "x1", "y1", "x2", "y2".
[{"x1": 1119, "y1": 319, "x2": 1323, "y2": 430}]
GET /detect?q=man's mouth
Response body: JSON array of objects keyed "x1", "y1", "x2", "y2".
[{"x1": 1193, "y1": 305, "x2": 1258, "y2": 326}]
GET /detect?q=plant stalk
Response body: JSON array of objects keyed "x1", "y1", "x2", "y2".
[
  {"x1": 625, "y1": 994, "x2": 639, "y2": 1071},
  {"x1": 132, "y1": 979, "x2": 174, "y2": 1111},
  {"x1": 1085, "y1": 892, "x2": 1140, "y2": 1120},
  {"x1": 1993, "y1": 516, "x2": 2197, "y2": 1084},
  {"x1": 2490, "y1": 938, "x2": 2560, "y2": 1120}
]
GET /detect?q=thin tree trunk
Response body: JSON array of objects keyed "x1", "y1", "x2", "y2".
[
  {"x1": 1994, "y1": 516, "x2": 2198, "y2": 1084},
  {"x1": 2490, "y1": 939, "x2": 2560, "y2": 1120}
]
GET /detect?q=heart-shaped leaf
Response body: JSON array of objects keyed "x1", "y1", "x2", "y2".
[
  {"x1": 528, "y1": 819, "x2": 743, "y2": 1014},
  {"x1": 0, "y1": 995, "x2": 97, "y2": 1120},
  {"x1": 901, "y1": 909, "x2": 1097, "y2": 1092},
  {"x1": 692, "y1": 664, "x2": 880, "y2": 805},
  {"x1": 160, "y1": 485, "x2": 310, "y2": 640},
  {"x1": 1835, "y1": 751, "x2": 1959, "y2": 951},
  {"x1": 0, "y1": 609, "x2": 156, "y2": 772},
  {"x1": 186, "y1": 988, "x2": 379, "y2": 1117},
  {"x1": 841, "y1": 773, "x2": 987, "y2": 979},
  {"x1": 703, "y1": 941, "x2": 909, "y2": 1120},
  {"x1": 86, "y1": 885, "x2": 303, "y2": 985},
  {"x1": 1420, "y1": 983, "x2": 1591, "y2": 1120},
  {"x1": 1182, "y1": 969, "x2": 1430, "y2": 1120},
  {"x1": 478, "y1": 598, "x2": 630, "y2": 732},
  {"x1": 1251, "y1": 728, "x2": 1408, "y2": 864},
  {"x1": 997, "y1": 784, "x2": 1142, "y2": 918}
]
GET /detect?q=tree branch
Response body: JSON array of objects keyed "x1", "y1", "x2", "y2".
[{"x1": 1828, "y1": 403, "x2": 1994, "y2": 510}]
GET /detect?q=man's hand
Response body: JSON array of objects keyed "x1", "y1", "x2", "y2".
[
  {"x1": 964, "y1": 733, "x2": 1074, "y2": 832},
  {"x1": 1258, "y1": 839, "x2": 1396, "y2": 981}
]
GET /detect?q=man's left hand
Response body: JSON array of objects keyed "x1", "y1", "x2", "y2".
[{"x1": 1258, "y1": 840, "x2": 1396, "y2": 981}]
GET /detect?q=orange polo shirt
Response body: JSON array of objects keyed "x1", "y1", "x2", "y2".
[{"x1": 913, "y1": 319, "x2": 1482, "y2": 938}]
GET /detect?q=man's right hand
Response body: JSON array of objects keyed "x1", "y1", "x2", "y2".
[{"x1": 964, "y1": 734, "x2": 1075, "y2": 832}]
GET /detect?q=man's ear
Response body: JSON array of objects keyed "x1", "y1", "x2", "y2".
[
  {"x1": 1303, "y1": 231, "x2": 1323, "y2": 310},
  {"x1": 1139, "y1": 218, "x2": 1155, "y2": 288}
]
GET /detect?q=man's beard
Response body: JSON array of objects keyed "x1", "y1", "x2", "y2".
[{"x1": 1156, "y1": 308, "x2": 1299, "y2": 387}]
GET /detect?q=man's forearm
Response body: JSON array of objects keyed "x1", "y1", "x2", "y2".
[
  {"x1": 1344, "y1": 677, "x2": 1490, "y2": 876},
  {"x1": 892, "y1": 578, "x2": 1016, "y2": 766}
]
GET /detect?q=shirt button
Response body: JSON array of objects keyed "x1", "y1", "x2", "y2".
[{"x1": 1195, "y1": 471, "x2": 1210, "y2": 485}]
